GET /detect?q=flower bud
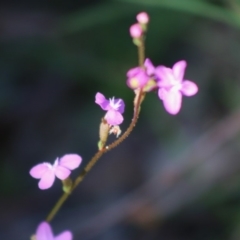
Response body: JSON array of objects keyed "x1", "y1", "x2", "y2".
[
  {"x1": 129, "y1": 23, "x2": 142, "y2": 38},
  {"x1": 62, "y1": 177, "x2": 73, "y2": 193},
  {"x1": 136, "y1": 12, "x2": 149, "y2": 24},
  {"x1": 98, "y1": 118, "x2": 110, "y2": 150}
]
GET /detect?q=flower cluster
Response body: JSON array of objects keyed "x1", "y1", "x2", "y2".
[
  {"x1": 29, "y1": 11, "x2": 199, "y2": 240},
  {"x1": 126, "y1": 59, "x2": 198, "y2": 115}
]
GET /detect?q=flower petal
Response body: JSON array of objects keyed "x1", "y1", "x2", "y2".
[
  {"x1": 126, "y1": 67, "x2": 142, "y2": 78},
  {"x1": 36, "y1": 222, "x2": 54, "y2": 240},
  {"x1": 59, "y1": 154, "x2": 82, "y2": 170},
  {"x1": 144, "y1": 58, "x2": 155, "y2": 76},
  {"x1": 181, "y1": 80, "x2": 198, "y2": 96},
  {"x1": 158, "y1": 87, "x2": 167, "y2": 100},
  {"x1": 95, "y1": 92, "x2": 109, "y2": 110},
  {"x1": 30, "y1": 163, "x2": 50, "y2": 179},
  {"x1": 105, "y1": 110, "x2": 123, "y2": 125},
  {"x1": 160, "y1": 89, "x2": 182, "y2": 115},
  {"x1": 172, "y1": 60, "x2": 186, "y2": 81},
  {"x1": 38, "y1": 170, "x2": 55, "y2": 190},
  {"x1": 113, "y1": 98, "x2": 125, "y2": 114},
  {"x1": 54, "y1": 231, "x2": 73, "y2": 240},
  {"x1": 155, "y1": 66, "x2": 175, "y2": 87},
  {"x1": 54, "y1": 166, "x2": 71, "y2": 180}
]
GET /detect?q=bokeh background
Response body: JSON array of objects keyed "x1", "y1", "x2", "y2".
[{"x1": 2, "y1": 0, "x2": 240, "y2": 239}]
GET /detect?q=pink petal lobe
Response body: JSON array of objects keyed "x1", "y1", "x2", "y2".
[
  {"x1": 172, "y1": 60, "x2": 186, "y2": 81},
  {"x1": 181, "y1": 80, "x2": 198, "y2": 96},
  {"x1": 95, "y1": 92, "x2": 109, "y2": 110},
  {"x1": 38, "y1": 170, "x2": 55, "y2": 190},
  {"x1": 155, "y1": 66, "x2": 175, "y2": 87},
  {"x1": 36, "y1": 222, "x2": 54, "y2": 240},
  {"x1": 126, "y1": 67, "x2": 141, "y2": 78},
  {"x1": 59, "y1": 154, "x2": 82, "y2": 170},
  {"x1": 144, "y1": 58, "x2": 155, "y2": 75},
  {"x1": 158, "y1": 88, "x2": 167, "y2": 100},
  {"x1": 30, "y1": 163, "x2": 49, "y2": 179},
  {"x1": 54, "y1": 231, "x2": 73, "y2": 240},
  {"x1": 162, "y1": 89, "x2": 182, "y2": 115},
  {"x1": 54, "y1": 166, "x2": 71, "y2": 180},
  {"x1": 114, "y1": 98, "x2": 125, "y2": 113},
  {"x1": 105, "y1": 110, "x2": 123, "y2": 125}
]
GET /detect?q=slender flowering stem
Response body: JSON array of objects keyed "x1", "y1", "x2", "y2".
[
  {"x1": 138, "y1": 36, "x2": 145, "y2": 68},
  {"x1": 46, "y1": 31, "x2": 146, "y2": 223}
]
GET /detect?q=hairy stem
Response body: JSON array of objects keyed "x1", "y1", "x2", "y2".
[
  {"x1": 138, "y1": 37, "x2": 145, "y2": 68},
  {"x1": 46, "y1": 37, "x2": 146, "y2": 223}
]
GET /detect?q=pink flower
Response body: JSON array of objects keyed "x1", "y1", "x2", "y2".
[
  {"x1": 30, "y1": 154, "x2": 82, "y2": 190},
  {"x1": 126, "y1": 58, "x2": 157, "y2": 91},
  {"x1": 126, "y1": 67, "x2": 149, "y2": 89},
  {"x1": 155, "y1": 60, "x2": 198, "y2": 115},
  {"x1": 95, "y1": 92, "x2": 125, "y2": 126},
  {"x1": 35, "y1": 221, "x2": 72, "y2": 240}
]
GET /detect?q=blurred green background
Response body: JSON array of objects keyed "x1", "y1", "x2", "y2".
[{"x1": 2, "y1": 0, "x2": 240, "y2": 239}]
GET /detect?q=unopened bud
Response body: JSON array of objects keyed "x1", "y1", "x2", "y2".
[
  {"x1": 129, "y1": 23, "x2": 142, "y2": 38},
  {"x1": 62, "y1": 177, "x2": 73, "y2": 193},
  {"x1": 30, "y1": 235, "x2": 36, "y2": 240},
  {"x1": 136, "y1": 12, "x2": 149, "y2": 24},
  {"x1": 98, "y1": 118, "x2": 110, "y2": 150}
]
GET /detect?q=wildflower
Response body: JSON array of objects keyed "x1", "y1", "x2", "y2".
[
  {"x1": 30, "y1": 154, "x2": 82, "y2": 190},
  {"x1": 155, "y1": 60, "x2": 198, "y2": 115},
  {"x1": 127, "y1": 67, "x2": 148, "y2": 89},
  {"x1": 95, "y1": 92, "x2": 125, "y2": 126},
  {"x1": 129, "y1": 23, "x2": 142, "y2": 38},
  {"x1": 34, "y1": 221, "x2": 72, "y2": 240},
  {"x1": 126, "y1": 58, "x2": 157, "y2": 91},
  {"x1": 136, "y1": 12, "x2": 149, "y2": 24}
]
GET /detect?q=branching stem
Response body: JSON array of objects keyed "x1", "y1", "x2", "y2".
[{"x1": 46, "y1": 35, "x2": 146, "y2": 223}]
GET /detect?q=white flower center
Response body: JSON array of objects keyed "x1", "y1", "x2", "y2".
[{"x1": 109, "y1": 97, "x2": 121, "y2": 110}]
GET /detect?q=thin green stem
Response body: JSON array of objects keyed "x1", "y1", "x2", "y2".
[
  {"x1": 46, "y1": 37, "x2": 146, "y2": 223},
  {"x1": 138, "y1": 37, "x2": 145, "y2": 67},
  {"x1": 46, "y1": 192, "x2": 70, "y2": 222}
]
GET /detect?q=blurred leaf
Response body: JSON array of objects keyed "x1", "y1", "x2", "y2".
[
  {"x1": 116, "y1": 0, "x2": 240, "y2": 29},
  {"x1": 59, "y1": 2, "x2": 141, "y2": 34}
]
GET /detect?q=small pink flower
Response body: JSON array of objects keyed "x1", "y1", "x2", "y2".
[
  {"x1": 155, "y1": 60, "x2": 198, "y2": 115},
  {"x1": 126, "y1": 58, "x2": 157, "y2": 91},
  {"x1": 136, "y1": 12, "x2": 149, "y2": 24},
  {"x1": 126, "y1": 67, "x2": 149, "y2": 89},
  {"x1": 95, "y1": 92, "x2": 125, "y2": 126},
  {"x1": 129, "y1": 23, "x2": 142, "y2": 38},
  {"x1": 30, "y1": 154, "x2": 82, "y2": 190},
  {"x1": 35, "y1": 221, "x2": 72, "y2": 240}
]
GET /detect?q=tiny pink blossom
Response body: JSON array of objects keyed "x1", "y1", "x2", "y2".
[
  {"x1": 30, "y1": 154, "x2": 82, "y2": 190},
  {"x1": 95, "y1": 92, "x2": 125, "y2": 126},
  {"x1": 126, "y1": 67, "x2": 148, "y2": 89},
  {"x1": 136, "y1": 12, "x2": 149, "y2": 24},
  {"x1": 129, "y1": 23, "x2": 142, "y2": 38},
  {"x1": 35, "y1": 221, "x2": 72, "y2": 240},
  {"x1": 155, "y1": 60, "x2": 198, "y2": 115},
  {"x1": 126, "y1": 58, "x2": 157, "y2": 91}
]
